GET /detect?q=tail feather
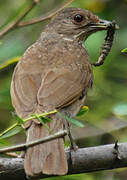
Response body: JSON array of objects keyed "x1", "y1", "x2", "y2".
[{"x1": 24, "y1": 116, "x2": 68, "y2": 177}]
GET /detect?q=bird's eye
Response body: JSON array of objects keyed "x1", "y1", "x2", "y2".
[{"x1": 74, "y1": 14, "x2": 84, "y2": 23}]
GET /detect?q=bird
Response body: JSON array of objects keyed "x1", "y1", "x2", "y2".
[{"x1": 11, "y1": 7, "x2": 113, "y2": 177}]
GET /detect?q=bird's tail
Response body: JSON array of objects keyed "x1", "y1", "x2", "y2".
[{"x1": 24, "y1": 114, "x2": 68, "y2": 177}]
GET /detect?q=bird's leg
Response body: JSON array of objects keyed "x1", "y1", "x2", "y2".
[{"x1": 66, "y1": 121, "x2": 78, "y2": 151}]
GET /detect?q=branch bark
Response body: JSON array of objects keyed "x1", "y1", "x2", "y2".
[
  {"x1": 18, "y1": 0, "x2": 75, "y2": 27},
  {"x1": 0, "y1": 0, "x2": 39, "y2": 38},
  {"x1": 0, "y1": 0, "x2": 75, "y2": 39},
  {"x1": 0, "y1": 142, "x2": 127, "y2": 179},
  {"x1": 0, "y1": 130, "x2": 67, "y2": 153}
]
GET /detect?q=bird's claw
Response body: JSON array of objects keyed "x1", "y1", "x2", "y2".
[{"x1": 113, "y1": 140, "x2": 121, "y2": 160}]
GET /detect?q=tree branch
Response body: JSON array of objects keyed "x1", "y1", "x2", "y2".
[
  {"x1": 0, "y1": 0, "x2": 75, "y2": 39},
  {"x1": 18, "y1": 0, "x2": 75, "y2": 27},
  {"x1": 0, "y1": 142, "x2": 127, "y2": 179},
  {"x1": 0, "y1": 130, "x2": 67, "y2": 154},
  {"x1": 0, "y1": 0, "x2": 39, "y2": 38}
]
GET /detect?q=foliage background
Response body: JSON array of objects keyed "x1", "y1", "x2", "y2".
[{"x1": 0, "y1": 0, "x2": 127, "y2": 179}]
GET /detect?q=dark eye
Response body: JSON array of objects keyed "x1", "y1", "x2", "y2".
[{"x1": 74, "y1": 14, "x2": 84, "y2": 23}]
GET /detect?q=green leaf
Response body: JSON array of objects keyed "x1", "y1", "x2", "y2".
[
  {"x1": 58, "y1": 112, "x2": 84, "y2": 128},
  {"x1": 15, "y1": 116, "x2": 24, "y2": 125},
  {"x1": 65, "y1": 116, "x2": 84, "y2": 127},
  {"x1": 121, "y1": 48, "x2": 127, "y2": 53},
  {"x1": 77, "y1": 106, "x2": 89, "y2": 117},
  {"x1": 40, "y1": 116, "x2": 52, "y2": 123},
  {"x1": 0, "y1": 139, "x2": 11, "y2": 145},
  {"x1": 33, "y1": 115, "x2": 52, "y2": 133},
  {"x1": 0, "y1": 56, "x2": 20, "y2": 71},
  {"x1": 0, "y1": 125, "x2": 23, "y2": 140}
]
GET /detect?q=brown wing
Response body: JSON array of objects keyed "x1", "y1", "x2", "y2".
[
  {"x1": 37, "y1": 66, "x2": 91, "y2": 111},
  {"x1": 11, "y1": 65, "x2": 42, "y2": 118},
  {"x1": 11, "y1": 42, "x2": 44, "y2": 118}
]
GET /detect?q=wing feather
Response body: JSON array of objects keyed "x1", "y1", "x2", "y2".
[{"x1": 37, "y1": 67, "x2": 90, "y2": 110}]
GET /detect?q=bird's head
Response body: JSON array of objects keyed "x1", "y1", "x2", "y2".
[{"x1": 47, "y1": 7, "x2": 118, "y2": 41}]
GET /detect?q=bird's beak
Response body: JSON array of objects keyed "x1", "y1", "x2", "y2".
[
  {"x1": 89, "y1": 19, "x2": 119, "y2": 31},
  {"x1": 76, "y1": 19, "x2": 119, "y2": 41}
]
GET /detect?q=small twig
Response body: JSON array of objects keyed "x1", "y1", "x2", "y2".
[
  {"x1": 0, "y1": 0, "x2": 75, "y2": 39},
  {"x1": 0, "y1": 0, "x2": 39, "y2": 38},
  {"x1": 0, "y1": 109, "x2": 57, "y2": 139},
  {"x1": 23, "y1": 109, "x2": 57, "y2": 122},
  {"x1": 18, "y1": 0, "x2": 75, "y2": 27},
  {"x1": 0, "y1": 130, "x2": 67, "y2": 153}
]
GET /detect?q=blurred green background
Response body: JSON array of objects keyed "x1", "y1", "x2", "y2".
[{"x1": 0, "y1": 0, "x2": 127, "y2": 179}]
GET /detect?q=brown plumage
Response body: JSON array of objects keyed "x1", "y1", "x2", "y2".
[{"x1": 11, "y1": 7, "x2": 111, "y2": 177}]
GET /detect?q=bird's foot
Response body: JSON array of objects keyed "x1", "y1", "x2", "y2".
[
  {"x1": 5, "y1": 152, "x2": 20, "y2": 157},
  {"x1": 113, "y1": 140, "x2": 121, "y2": 160},
  {"x1": 70, "y1": 143, "x2": 78, "y2": 151},
  {"x1": 18, "y1": 151, "x2": 26, "y2": 158},
  {"x1": 5, "y1": 151, "x2": 25, "y2": 158},
  {"x1": 66, "y1": 143, "x2": 78, "y2": 152}
]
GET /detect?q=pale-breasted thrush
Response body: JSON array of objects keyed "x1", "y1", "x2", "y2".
[{"x1": 11, "y1": 7, "x2": 115, "y2": 177}]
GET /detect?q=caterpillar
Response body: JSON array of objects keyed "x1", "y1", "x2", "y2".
[{"x1": 93, "y1": 21, "x2": 116, "y2": 67}]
